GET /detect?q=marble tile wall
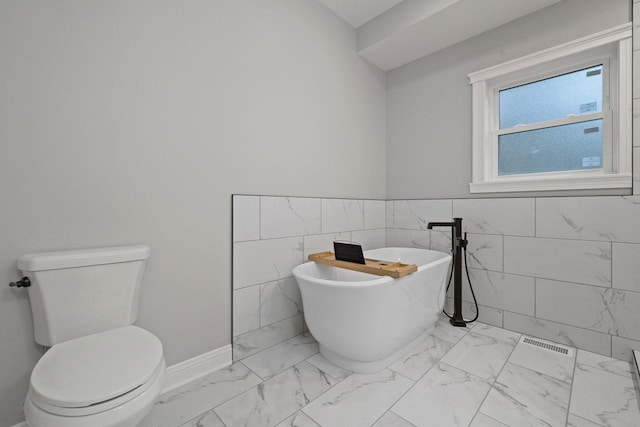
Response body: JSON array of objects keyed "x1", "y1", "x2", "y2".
[
  {"x1": 232, "y1": 195, "x2": 386, "y2": 360},
  {"x1": 387, "y1": 196, "x2": 640, "y2": 362},
  {"x1": 634, "y1": 0, "x2": 640, "y2": 195},
  {"x1": 236, "y1": 194, "x2": 640, "y2": 362}
]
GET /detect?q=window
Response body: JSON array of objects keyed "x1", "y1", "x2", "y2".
[{"x1": 468, "y1": 24, "x2": 632, "y2": 193}]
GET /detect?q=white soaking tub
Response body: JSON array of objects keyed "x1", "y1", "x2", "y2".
[{"x1": 293, "y1": 247, "x2": 452, "y2": 373}]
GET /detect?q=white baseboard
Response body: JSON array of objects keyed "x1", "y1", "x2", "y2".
[
  {"x1": 11, "y1": 345, "x2": 232, "y2": 427},
  {"x1": 162, "y1": 344, "x2": 232, "y2": 393}
]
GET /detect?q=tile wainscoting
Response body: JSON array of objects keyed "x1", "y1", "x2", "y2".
[
  {"x1": 232, "y1": 195, "x2": 386, "y2": 361},
  {"x1": 388, "y1": 196, "x2": 640, "y2": 362},
  {"x1": 234, "y1": 195, "x2": 640, "y2": 363}
]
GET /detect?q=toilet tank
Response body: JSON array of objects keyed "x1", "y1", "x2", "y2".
[{"x1": 18, "y1": 245, "x2": 150, "y2": 346}]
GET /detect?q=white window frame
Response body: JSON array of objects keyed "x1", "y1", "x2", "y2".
[{"x1": 468, "y1": 24, "x2": 632, "y2": 194}]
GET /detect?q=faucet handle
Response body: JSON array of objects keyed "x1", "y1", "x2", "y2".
[{"x1": 461, "y1": 232, "x2": 468, "y2": 249}]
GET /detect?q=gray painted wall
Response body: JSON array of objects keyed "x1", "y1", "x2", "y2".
[
  {"x1": 0, "y1": 1, "x2": 385, "y2": 424},
  {"x1": 386, "y1": 0, "x2": 631, "y2": 199}
]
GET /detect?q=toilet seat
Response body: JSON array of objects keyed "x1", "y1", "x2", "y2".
[{"x1": 29, "y1": 326, "x2": 163, "y2": 417}]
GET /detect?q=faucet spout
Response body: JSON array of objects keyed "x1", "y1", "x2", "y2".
[{"x1": 426, "y1": 221, "x2": 454, "y2": 230}]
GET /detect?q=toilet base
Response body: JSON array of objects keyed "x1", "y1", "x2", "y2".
[{"x1": 25, "y1": 361, "x2": 165, "y2": 427}]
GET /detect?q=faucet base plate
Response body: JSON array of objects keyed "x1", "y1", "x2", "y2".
[{"x1": 449, "y1": 315, "x2": 467, "y2": 328}]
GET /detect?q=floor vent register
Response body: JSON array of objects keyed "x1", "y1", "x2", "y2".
[{"x1": 522, "y1": 336, "x2": 570, "y2": 356}]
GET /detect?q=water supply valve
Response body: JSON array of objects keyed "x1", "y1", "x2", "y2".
[
  {"x1": 460, "y1": 232, "x2": 469, "y2": 250},
  {"x1": 8, "y1": 277, "x2": 30, "y2": 288}
]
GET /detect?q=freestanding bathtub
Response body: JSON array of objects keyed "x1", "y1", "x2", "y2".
[{"x1": 292, "y1": 247, "x2": 452, "y2": 374}]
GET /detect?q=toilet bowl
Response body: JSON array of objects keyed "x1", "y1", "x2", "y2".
[{"x1": 24, "y1": 326, "x2": 165, "y2": 427}]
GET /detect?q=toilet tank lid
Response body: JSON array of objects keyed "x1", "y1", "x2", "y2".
[{"x1": 18, "y1": 245, "x2": 150, "y2": 272}]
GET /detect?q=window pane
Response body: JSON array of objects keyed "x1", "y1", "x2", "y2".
[
  {"x1": 498, "y1": 119, "x2": 603, "y2": 176},
  {"x1": 499, "y1": 65, "x2": 603, "y2": 129}
]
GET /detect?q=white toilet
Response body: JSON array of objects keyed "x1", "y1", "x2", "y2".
[{"x1": 18, "y1": 245, "x2": 165, "y2": 427}]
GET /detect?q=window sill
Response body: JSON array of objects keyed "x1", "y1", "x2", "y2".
[{"x1": 469, "y1": 173, "x2": 632, "y2": 193}]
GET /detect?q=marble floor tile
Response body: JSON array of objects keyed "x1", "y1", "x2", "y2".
[
  {"x1": 302, "y1": 368, "x2": 414, "y2": 427},
  {"x1": 141, "y1": 362, "x2": 261, "y2": 427},
  {"x1": 576, "y1": 349, "x2": 633, "y2": 378},
  {"x1": 242, "y1": 333, "x2": 319, "y2": 380},
  {"x1": 503, "y1": 311, "x2": 612, "y2": 357},
  {"x1": 144, "y1": 320, "x2": 640, "y2": 427},
  {"x1": 570, "y1": 355, "x2": 640, "y2": 427},
  {"x1": 508, "y1": 337, "x2": 576, "y2": 382},
  {"x1": 372, "y1": 411, "x2": 415, "y2": 427},
  {"x1": 440, "y1": 331, "x2": 516, "y2": 381},
  {"x1": 389, "y1": 335, "x2": 454, "y2": 381},
  {"x1": 432, "y1": 316, "x2": 472, "y2": 344},
  {"x1": 275, "y1": 411, "x2": 319, "y2": 427},
  {"x1": 233, "y1": 314, "x2": 305, "y2": 360},
  {"x1": 305, "y1": 352, "x2": 351, "y2": 381},
  {"x1": 215, "y1": 361, "x2": 338, "y2": 427},
  {"x1": 179, "y1": 410, "x2": 224, "y2": 427},
  {"x1": 392, "y1": 362, "x2": 492, "y2": 427},
  {"x1": 566, "y1": 413, "x2": 603, "y2": 427},
  {"x1": 479, "y1": 362, "x2": 571, "y2": 427},
  {"x1": 469, "y1": 412, "x2": 509, "y2": 427},
  {"x1": 472, "y1": 323, "x2": 521, "y2": 344}
]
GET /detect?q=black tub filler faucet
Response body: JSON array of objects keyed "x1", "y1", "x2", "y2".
[{"x1": 427, "y1": 218, "x2": 468, "y2": 327}]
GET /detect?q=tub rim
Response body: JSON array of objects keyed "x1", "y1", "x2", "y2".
[{"x1": 293, "y1": 247, "x2": 452, "y2": 289}]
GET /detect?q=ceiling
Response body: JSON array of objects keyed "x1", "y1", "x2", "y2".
[
  {"x1": 316, "y1": 0, "x2": 564, "y2": 70},
  {"x1": 315, "y1": 0, "x2": 405, "y2": 27}
]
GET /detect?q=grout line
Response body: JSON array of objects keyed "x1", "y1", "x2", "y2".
[
  {"x1": 258, "y1": 196, "x2": 262, "y2": 240},
  {"x1": 534, "y1": 278, "x2": 537, "y2": 317},
  {"x1": 231, "y1": 196, "x2": 235, "y2": 343},
  {"x1": 234, "y1": 315, "x2": 305, "y2": 359},
  {"x1": 500, "y1": 321, "x2": 630, "y2": 363},
  {"x1": 189, "y1": 361, "x2": 266, "y2": 418},
  {"x1": 610, "y1": 334, "x2": 614, "y2": 358},
  {"x1": 320, "y1": 199, "x2": 323, "y2": 234},
  {"x1": 231, "y1": 193, "x2": 386, "y2": 201},
  {"x1": 376, "y1": 410, "x2": 418, "y2": 427},
  {"x1": 240, "y1": 360, "x2": 265, "y2": 382},
  {"x1": 534, "y1": 197, "x2": 537, "y2": 237},
  {"x1": 392, "y1": 200, "x2": 396, "y2": 228},
  {"x1": 611, "y1": 241, "x2": 614, "y2": 290},
  {"x1": 372, "y1": 362, "x2": 440, "y2": 424},
  {"x1": 470, "y1": 412, "x2": 506, "y2": 426},
  {"x1": 469, "y1": 330, "x2": 522, "y2": 424},
  {"x1": 502, "y1": 234, "x2": 505, "y2": 273},
  {"x1": 387, "y1": 226, "x2": 640, "y2": 245},
  {"x1": 565, "y1": 340, "x2": 580, "y2": 426}
]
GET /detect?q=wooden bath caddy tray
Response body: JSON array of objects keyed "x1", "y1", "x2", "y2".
[{"x1": 308, "y1": 251, "x2": 417, "y2": 278}]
